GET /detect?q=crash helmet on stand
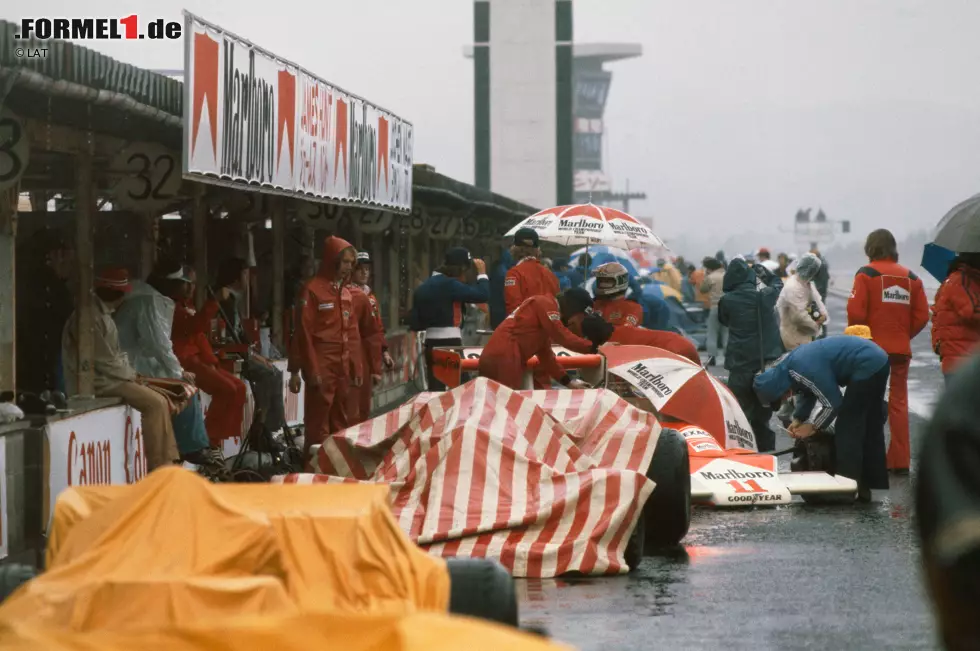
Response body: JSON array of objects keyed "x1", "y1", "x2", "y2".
[{"x1": 593, "y1": 262, "x2": 630, "y2": 297}]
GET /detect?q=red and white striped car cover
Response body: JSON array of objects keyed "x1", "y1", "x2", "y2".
[{"x1": 277, "y1": 378, "x2": 662, "y2": 577}]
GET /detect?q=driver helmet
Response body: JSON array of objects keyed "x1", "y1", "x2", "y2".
[{"x1": 593, "y1": 262, "x2": 630, "y2": 297}]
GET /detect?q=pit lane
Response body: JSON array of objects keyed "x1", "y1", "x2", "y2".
[{"x1": 519, "y1": 291, "x2": 940, "y2": 650}]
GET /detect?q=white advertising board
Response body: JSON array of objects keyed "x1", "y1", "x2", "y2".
[
  {"x1": 183, "y1": 12, "x2": 414, "y2": 212},
  {"x1": 44, "y1": 405, "x2": 146, "y2": 527}
]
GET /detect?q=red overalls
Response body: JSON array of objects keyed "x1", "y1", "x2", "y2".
[
  {"x1": 593, "y1": 297, "x2": 644, "y2": 327},
  {"x1": 347, "y1": 286, "x2": 382, "y2": 425},
  {"x1": 479, "y1": 295, "x2": 593, "y2": 390},
  {"x1": 171, "y1": 298, "x2": 246, "y2": 445},
  {"x1": 847, "y1": 259, "x2": 929, "y2": 469},
  {"x1": 609, "y1": 325, "x2": 701, "y2": 365},
  {"x1": 289, "y1": 237, "x2": 358, "y2": 456},
  {"x1": 504, "y1": 258, "x2": 562, "y2": 388}
]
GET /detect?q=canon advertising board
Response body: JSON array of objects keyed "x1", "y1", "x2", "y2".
[{"x1": 183, "y1": 12, "x2": 414, "y2": 212}]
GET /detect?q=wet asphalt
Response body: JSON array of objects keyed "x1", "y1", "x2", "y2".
[{"x1": 518, "y1": 290, "x2": 943, "y2": 650}]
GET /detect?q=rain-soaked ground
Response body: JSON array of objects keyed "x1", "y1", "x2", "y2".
[{"x1": 519, "y1": 290, "x2": 942, "y2": 650}]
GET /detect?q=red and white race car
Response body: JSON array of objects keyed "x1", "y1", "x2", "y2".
[{"x1": 432, "y1": 343, "x2": 858, "y2": 508}]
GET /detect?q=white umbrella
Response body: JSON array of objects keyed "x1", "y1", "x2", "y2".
[
  {"x1": 506, "y1": 203, "x2": 665, "y2": 250},
  {"x1": 933, "y1": 194, "x2": 980, "y2": 253}
]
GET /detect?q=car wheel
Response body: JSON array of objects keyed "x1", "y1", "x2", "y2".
[
  {"x1": 624, "y1": 513, "x2": 646, "y2": 571},
  {"x1": 446, "y1": 558, "x2": 519, "y2": 627},
  {"x1": 0, "y1": 563, "x2": 36, "y2": 603},
  {"x1": 643, "y1": 428, "x2": 692, "y2": 550}
]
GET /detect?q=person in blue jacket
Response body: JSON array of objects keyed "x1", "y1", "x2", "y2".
[
  {"x1": 551, "y1": 258, "x2": 574, "y2": 292},
  {"x1": 633, "y1": 280, "x2": 672, "y2": 331},
  {"x1": 489, "y1": 247, "x2": 514, "y2": 328},
  {"x1": 411, "y1": 247, "x2": 490, "y2": 390},
  {"x1": 753, "y1": 328, "x2": 890, "y2": 500}
]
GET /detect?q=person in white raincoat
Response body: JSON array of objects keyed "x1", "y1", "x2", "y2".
[
  {"x1": 776, "y1": 253, "x2": 829, "y2": 351},
  {"x1": 113, "y1": 258, "x2": 213, "y2": 461},
  {"x1": 774, "y1": 253, "x2": 829, "y2": 424}
]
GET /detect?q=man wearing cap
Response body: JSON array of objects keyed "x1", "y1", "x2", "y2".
[
  {"x1": 479, "y1": 288, "x2": 610, "y2": 390},
  {"x1": 410, "y1": 247, "x2": 489, "y2": 391},
  {"x1": 505, "y1": 228, "x2": 561, "y2": 389},
  {"x1": 62, "y1": 268, "x2": 179, "y2": 471},
  {"x1": 504, "y1": 227, "x2": 560, "y2": 316},
  {"x1": 753, "y1": 329, "x2": 890, "y2": 501},
  {"x1": 348, "y1": 251, "x2": 392, "y2": 422}
]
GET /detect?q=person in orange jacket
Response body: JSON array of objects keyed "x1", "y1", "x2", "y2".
[
  {"x1": 348, "y1": 251, "x2": 394, "y2": 423},
  {"x1": 931, "y1": 252, "x2": 980, "y2": 382},
  {"x1": 591, "y1": 262, "x2": 644, "y2": 327},
  {"x1": 847, "y1": 229, "x2": 930, "y2": 473},
  {"x1": 288, "y1": 236, "x2": 359, "y2": 458},
  {"x1": 479, "y1": 288, "x2": 609, "y2": 390},
  {"x1": 504, "y1": 228, "x2": 560, "y2": 315}
]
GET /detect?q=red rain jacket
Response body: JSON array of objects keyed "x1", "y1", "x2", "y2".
[
  {"x1": 171, "y1": 298, "x2": 220, "y2": 366},
  {"x1": 609, "y1": 325, "x2": 701, "y2": 365},
  {"x1": 504, "y1": 257, "x2": 560, "y2": 315},
  {"x1": 847, "y1": 259, "x2": 929, "y2": 356},
  {"x1": 931, "y1": 265, "x2": 980, "y2": 374},
  {"x1": 593, "y1": 297, "x2": 643, "y2": 327}
]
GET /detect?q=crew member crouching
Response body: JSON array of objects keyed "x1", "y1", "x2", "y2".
[
  {"x1": 591, "y1": 262, "x2": 644, "y2": 327},
  {"x1": 479, "y1": 288, "x2": 611, "y2": 390},
  {"x1": 411, "y1": 247, "x2": 489, "y2": 391},
  {"x1": 752, "y1": 326, "x2": 890, "y2": 501}
]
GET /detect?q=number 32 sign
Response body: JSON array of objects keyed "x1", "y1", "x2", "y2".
[{"x1": 111, "y1": 142, "x2": 181, "y2": 211}]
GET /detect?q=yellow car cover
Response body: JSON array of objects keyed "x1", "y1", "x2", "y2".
[{"x1": 5, "y1": 468, "x2": 449, "y2": 633}]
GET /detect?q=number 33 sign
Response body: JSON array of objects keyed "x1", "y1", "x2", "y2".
[
  {"x1": 110, "y1": 142, "x2": 181, "y2": 211},
  {"x1": 0, "y1": 109, "x2": 30, "y2": 192}
]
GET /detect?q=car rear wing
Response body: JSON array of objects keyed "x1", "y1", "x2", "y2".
[{"x1": 431, "y1": 346, "x2": 606, "y2": 389}]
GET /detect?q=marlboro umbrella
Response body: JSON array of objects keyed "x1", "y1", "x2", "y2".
[
  {"x1": 603, "y1": 345, "x2": 757, "y2": 452},
  {"x1": 506, "y1": 204, "x2": 666, "y2": 251}
]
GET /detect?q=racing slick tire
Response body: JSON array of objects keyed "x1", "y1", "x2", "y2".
[
  {"x1": 642, "y1": 428, "x2": 691, "y2": 550},
  {"x1": 446, "y1": 558, "x2": 519, "y2": 628},
  {"x1": 0, "y1": 563, "x2": 36, "y2": 603},
  {"x1": 624, "y1": 514, "x2": 646, "y2": 571}
]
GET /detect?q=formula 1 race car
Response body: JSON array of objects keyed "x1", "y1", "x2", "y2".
[{"x1": 431, "y1": 343, "x2": 859, "y2": 508}]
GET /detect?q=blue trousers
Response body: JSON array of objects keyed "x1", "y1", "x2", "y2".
[{"x1": 171, "y1": 393, "x2": 209, "y2": 455}]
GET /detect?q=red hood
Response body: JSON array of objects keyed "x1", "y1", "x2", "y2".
[{"x1": 318, "y1": 236, "x2": 354, "y2": 282}]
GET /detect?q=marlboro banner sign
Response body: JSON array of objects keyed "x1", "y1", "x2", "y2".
[{"x1": 183, "y1": 12, "x2": 414, "y2": 213}]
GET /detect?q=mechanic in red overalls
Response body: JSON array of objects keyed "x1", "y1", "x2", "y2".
[
  {"x1": 479, "y1": 288, "x2": 610, "y2": 390},
  {"x1": 846, "y1": 229, "x2": 929, "y2": 473},
  {"x1": 348, "y1": 251, "x2": 393, "y2": 424},
  {"x1": 170, "y1": 267, "x2": 247, "y2": 446},
  {"x1": 504, "y1": 227, "x2": 561, "y2": 388},
  {"x1": 288, "y1": 236, "x2": 359, "y2": 458},
  {"x1": 591, "y1": 262, "x2": 644, "y2": 327},
  {"x1": 504, "y1": 227, "x2": 560, "y2": 314}
]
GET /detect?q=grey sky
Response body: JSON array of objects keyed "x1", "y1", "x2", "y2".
[{"x1": 15, "y1": 0, "x2": 980, "y2": 251}]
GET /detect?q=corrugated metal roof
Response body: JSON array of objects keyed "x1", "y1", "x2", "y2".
[{"x1": 0, "y1": 20, "x2": 182, "y2": 118}]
